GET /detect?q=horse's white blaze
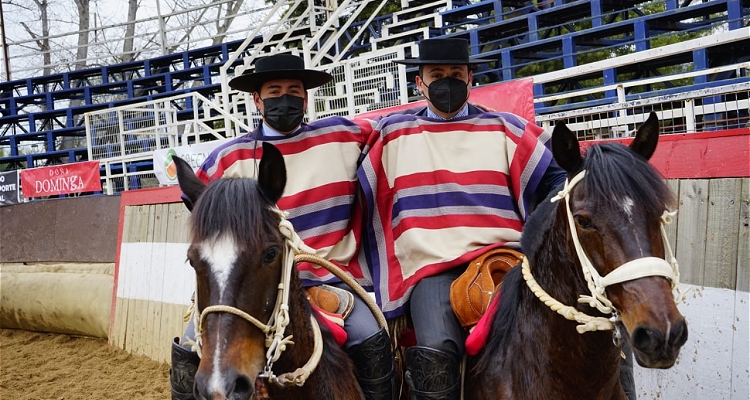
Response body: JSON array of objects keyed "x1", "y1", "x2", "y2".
[
  {"x1": 208, "y1": 353, "x2": 228, "y2": 396},
  {"x1": 200, "y1": 234, "x2": 239, "y2": 301},
  {"x1": 620, "y1": 196, "x2": 647, "y2": 257},
  {"x1": 200, "y1": 234, "x2": 239, "y2": 396},
  {"x1": 621, "y1": 197, "x2": 635, "y2": 218}
]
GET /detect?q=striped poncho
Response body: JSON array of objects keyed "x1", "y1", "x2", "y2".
[
  {"x1": 197, "y1": 116, "x2": 376, "y2": 288},
  {"x1": 357, "y1": 112, "x2": 553, "y2": 318}
]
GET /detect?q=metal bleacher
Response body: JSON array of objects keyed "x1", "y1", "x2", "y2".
[{"x1": 1, "y1": 0, "x2": 748, "y2": 193}]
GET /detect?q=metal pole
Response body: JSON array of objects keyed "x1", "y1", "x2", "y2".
[
  {"x1": 155, "y1": 0, "x2": 167, "y2": 55},
  {"x1": 0, "y1": 1, "x2": 12, "y2": 81}
]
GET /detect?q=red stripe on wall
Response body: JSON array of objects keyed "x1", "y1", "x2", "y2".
[{"x1": 580, "y1": 129, "x2": 750, "y2": 179}]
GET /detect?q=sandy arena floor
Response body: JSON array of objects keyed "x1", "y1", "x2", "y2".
[{"x1": 0, "y1": 329, "x2": 171, "y2": 400}]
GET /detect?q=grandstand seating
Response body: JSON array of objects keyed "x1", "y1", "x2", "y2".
[{"x1": 1, "y1": 0, "x2": 748, "y2": 181}]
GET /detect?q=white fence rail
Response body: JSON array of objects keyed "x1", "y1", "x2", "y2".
[
  {"x1": 537, "y1": 81, "x2": 750, "y2": 140},
  {"x1": 83, "y1": 29, "x2": 749, "y2": 194},
  {"x1": 84, "y1": 91, "x2": 252, "y2": 194}
]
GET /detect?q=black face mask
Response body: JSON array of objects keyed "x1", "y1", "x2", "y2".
[
  {"x1": 423, "y1": 77, "x2": 470, "y2": 114},
  {"x1": 262, "y1": 94, "x2": 305, "y2": 133}
]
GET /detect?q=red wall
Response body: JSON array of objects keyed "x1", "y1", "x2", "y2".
[{"x1": 581, "y1": 128, "x2": 749, "y2": 179}]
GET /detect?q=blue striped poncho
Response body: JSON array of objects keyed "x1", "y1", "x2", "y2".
[
  {"x1": 357, "y1": 112, "x2": 553, "y2": 318},
  {"x1": 197, "y1": 116, "x2": 376, "y2": 288}
]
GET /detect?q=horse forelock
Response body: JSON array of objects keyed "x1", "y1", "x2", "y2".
[
  {"x1": 583, "y1": 143, "x2": 676, "y2": 217},
  {"x1": 190, "y1": 178, "x2": 282, "y2": 250}
]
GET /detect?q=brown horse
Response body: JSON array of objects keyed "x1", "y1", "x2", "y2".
[
  {"x1": 466, "y1": 112, "x2": 688, "y2": 400},
  {"x1": 174, "y1": 142, "x2": 364, "y2": 400}
]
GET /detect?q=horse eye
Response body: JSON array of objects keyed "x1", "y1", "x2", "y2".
[
  {"x1": 573, "y1": 215, "x2": 593, "y2": 230},
  {"x1": 263, "y1": 247, "x2": 280, "y2": 265}
]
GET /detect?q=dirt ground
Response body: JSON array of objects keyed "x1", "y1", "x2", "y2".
[{"x1": 0, "y1": 329, "x2": 171, "y2": 400}]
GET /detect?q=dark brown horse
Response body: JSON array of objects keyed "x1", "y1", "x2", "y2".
[
  {"x1": 466, "y1": 112, "x2": 688, "y2": 400},
  {"x1": 174, "y1": 142, "x2": 363, "y2": 400}
]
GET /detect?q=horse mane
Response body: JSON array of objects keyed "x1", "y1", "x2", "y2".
[
  {"x1": 190, "y1": 178, "x2": 281, "y2": 245},
  {"x1": 470, "y1": 263, "x2": 523, "y2": 375}
]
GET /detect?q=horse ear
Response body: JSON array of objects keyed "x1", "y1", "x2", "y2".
[
  {"x1": 174, "y1": 156, "x2": 205, "y2": 210},
  {"x1": 258, "y1": 142, "x2": 287, "y2": 204},
  {"x1": 551, "y1": 121, "x2": 583, "y2": 173},
  {"x1": 629, "y1": 112, "x2": 660, "y2": 161}
]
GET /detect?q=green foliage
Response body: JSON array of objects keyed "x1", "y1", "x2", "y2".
[{"x1": 509, "y1": 0, "x2": 720, "y2": 97}]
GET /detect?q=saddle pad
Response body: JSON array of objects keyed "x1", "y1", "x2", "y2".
[
  {"x1": 465, "y1": 290, "x2": 501, "y2": 356},
  {"x1": 310, "y1": 304, "x2": 348, "y2": 346}
]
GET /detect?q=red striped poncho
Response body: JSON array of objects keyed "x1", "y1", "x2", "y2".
[
  {"x1": 357, "y1": 112, "x2": 553, "y2": 318},
  {"x1": 197, "y1": 116, "x2": 376, "y2": 288}
]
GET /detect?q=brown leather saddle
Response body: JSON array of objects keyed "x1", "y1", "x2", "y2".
[
  {"x1": 449, "y1": 248, "x2": 523, "y2": 329},
  {"x1": 306, "y1": 284, "x2": 355, "y2": 321}
]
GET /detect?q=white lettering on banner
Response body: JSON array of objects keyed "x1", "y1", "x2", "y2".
[
  {"x1": 0, "y1": 175, "x2": 4, "y2": 182},
  {"x1": 0, "y1": 183, "x2": 16, "y2": 191},
  {"x1": 48, "y1": 166, "x2": 70, "y2": 176},
  {"x1": 34, "y1": 175, "x2": 86, "y2": 194},
  {"x1": 187, "y1": 152, "x2": 207, "y2": 169},
  {"x1": 0, "y1": 195, "x2": 4, "y2": 201}
]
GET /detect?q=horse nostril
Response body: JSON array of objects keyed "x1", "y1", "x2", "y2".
[
  {"x1": 669, "y1": 318, "x2": 688, "y2": 348},
  {"x1": 631, "y1": 326, "x2": 663, "y2": 353},
  {"x1": 232, "y1": 375, "x2": 254, "y2": 399}
]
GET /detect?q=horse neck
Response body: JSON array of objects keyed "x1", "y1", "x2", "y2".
[
  {"x1": 265, "y1": 274, "x2": 363, "y2": 400},
  {"x1": 519, "y1": 203, "x2": 624, "y2": 396}
]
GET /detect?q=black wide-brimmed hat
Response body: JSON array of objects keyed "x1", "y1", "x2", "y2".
[
  {"x1": 229, "y1": 54, "x2": 333, "y2": 93},
  {"x1": 394, "y1": 38, "x2": 492, "y2": 65}
]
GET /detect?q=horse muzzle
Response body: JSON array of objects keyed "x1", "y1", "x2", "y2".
[
  {"x1": 630, "y1": 316, "x2": 688, "y2": 368},
  {"x1": 194, "y1": 367, "x2": 256, "y2": 400}
]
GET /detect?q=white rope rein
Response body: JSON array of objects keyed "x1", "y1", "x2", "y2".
[{"x1": 524, "y1": 170, "x2": 684, "y2": 333}]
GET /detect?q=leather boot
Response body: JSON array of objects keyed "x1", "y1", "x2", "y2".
[
  {"x1": 347, "y1": 328, "x2": 398, "y2": 400},
  {"x1": 404, "y1": 346, "x2": 460, "y2": 400},
  {"x1": 621, "y1": 341, "x2": 637, "y2": 400},
  {"x1": 170, "y1": 337, "x2": 200, "y2": 400}
]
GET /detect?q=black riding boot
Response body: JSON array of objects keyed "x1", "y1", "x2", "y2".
[
  {"x1": 170, "y1": 337, "x2": 200, "y2": 400},
  {"x1": 404, "y1": 346, "x2": 461, "y2": 400},
  {"x1": 347, "y1": 328, "x2": 398, "y2": 400},
  {"x1": 621, "y1": 341, "x2": 637, "y2": 400}
]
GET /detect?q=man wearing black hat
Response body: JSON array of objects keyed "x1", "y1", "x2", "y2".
[
  {"x1": 169, "y1": 53, "x2": 397, "y2": 400},
  {"x1": 357, "y1": 38, "x2": 635, "y2": 400},
  {"x1": 393, "y1": 37, "x2": 493, "y2": 120}
]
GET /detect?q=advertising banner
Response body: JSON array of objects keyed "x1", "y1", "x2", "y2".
[
  {"x1": 19, "y1": 161, "x2": 102, "y2": 197},
  {"x1": 0, "y1": 170, "x2": 21, "y2": 206},
  {"x1": 153, "y1": 138, "x2": 230, "y2": 185}
]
